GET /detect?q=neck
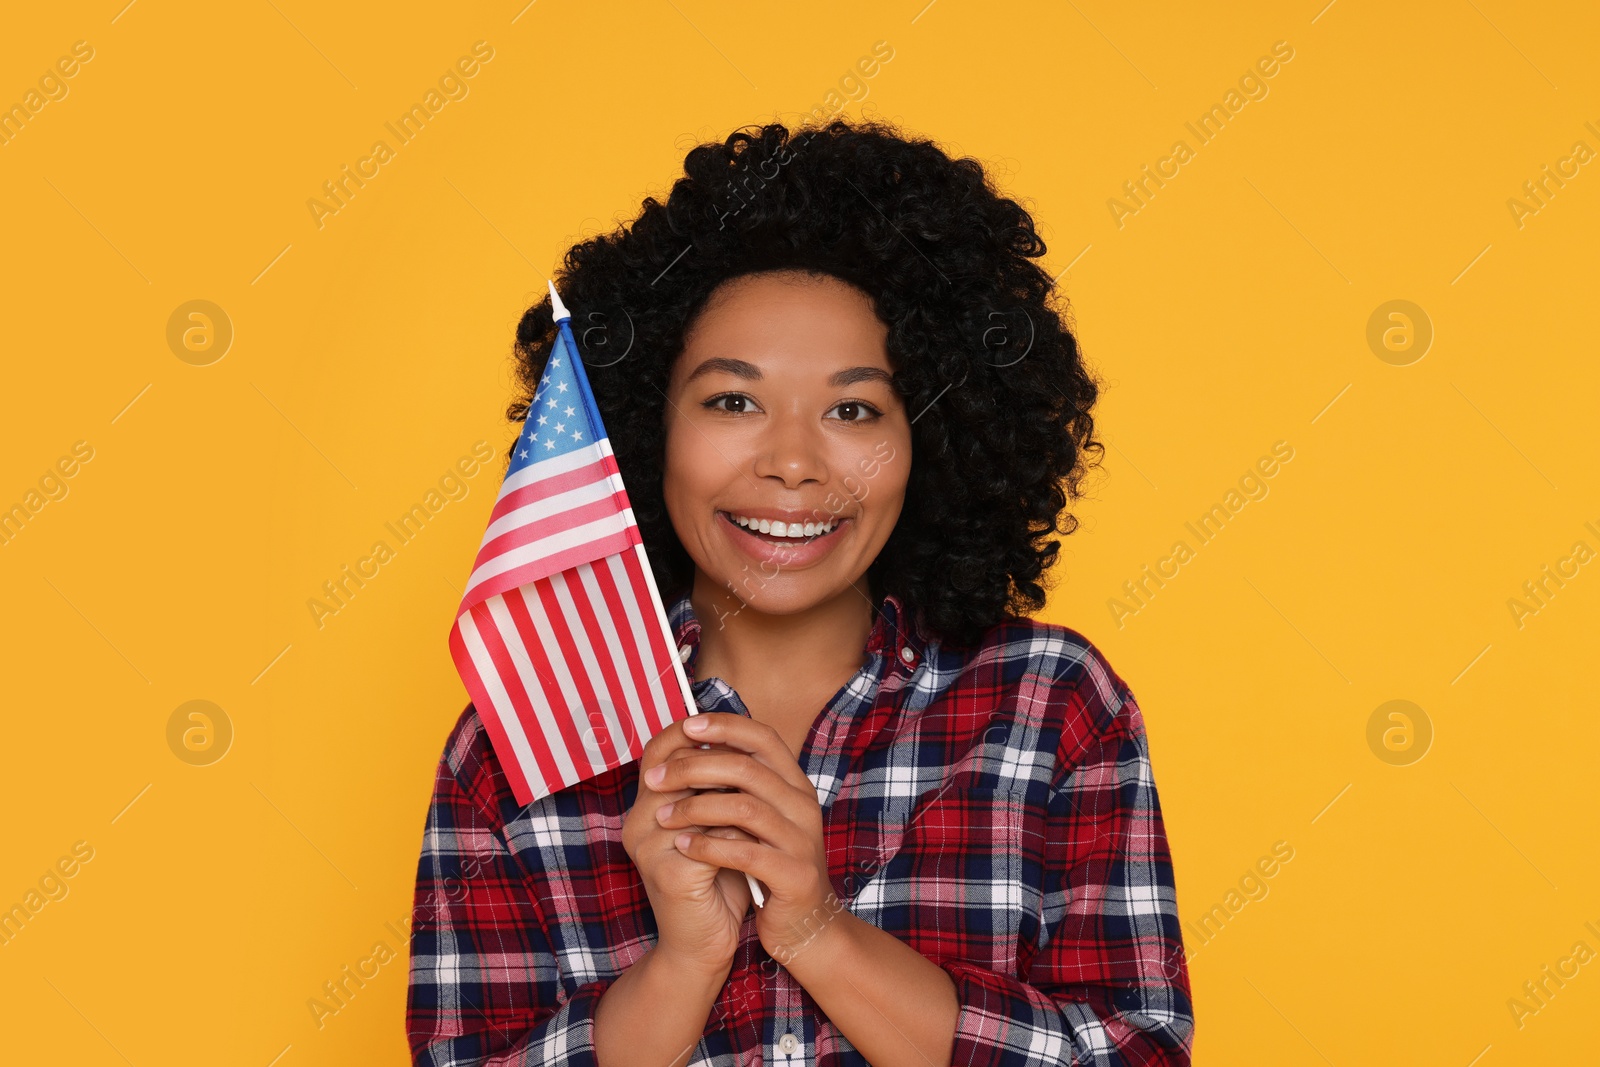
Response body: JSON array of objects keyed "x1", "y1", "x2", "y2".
[{"x1": 689, "y1": 571, "x2": 876, "y2": 692}]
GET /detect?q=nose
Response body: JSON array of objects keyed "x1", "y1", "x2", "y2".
[{"x1": 752, "y1": 406, "x2": 826, "y2": 488}]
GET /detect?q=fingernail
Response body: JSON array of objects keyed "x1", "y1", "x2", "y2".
[
  {"x1": 645, "y1": 764, "x2": 665, "y2": 786},
  {"x1": 685, "y1": 716, "x2": 708, "y2": 734},
  {"x1": 675, "y1": 832, "x2": 693, "y2": 849},
  {"x1": 656, "y1": 802, "x2": 674, "y2": 822}
]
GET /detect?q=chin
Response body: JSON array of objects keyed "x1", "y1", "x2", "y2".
[{"x1": 703, "y1": 570, "x2": 858, "y2": 615}]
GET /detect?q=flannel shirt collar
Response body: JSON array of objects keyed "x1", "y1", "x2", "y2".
[{"x1": 666, "y1": 588, "x2": 925, "y2": 694}]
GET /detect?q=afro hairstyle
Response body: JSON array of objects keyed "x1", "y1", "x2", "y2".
[{"x1": 506, "y1": 116, "x2": 1104, "y2": 649}]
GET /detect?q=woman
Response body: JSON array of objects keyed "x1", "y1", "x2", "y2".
[{"x1": 407, "y1": 117, "x2": 1194, "y2": 1066}]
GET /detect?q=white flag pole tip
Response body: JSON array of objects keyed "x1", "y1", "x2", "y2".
[{"x1": 548, "y1": 280, "x2": 571, "y2": 323}]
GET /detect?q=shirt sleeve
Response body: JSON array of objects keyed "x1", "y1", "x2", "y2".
[
  {"x1": 937, "y1": 673, "x2": 1194, "y2": 1066},
  {"x1": 406, "y1": 708, "x2": 615, "y2": 1066}
]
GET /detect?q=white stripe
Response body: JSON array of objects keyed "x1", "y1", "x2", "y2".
[
  {"x1": 457, "y1": 605, "x2": 550, "y2": 790},
  {"x1": 606, "y1": 551, "x2": 674, "y2": 734},
  {"x1": 466, "y1": 511, "x2": 634, "y2": 594},
  {"x1": 485, "y1": 592, "x2": 582, "y2": 785},
  {"x1": 492, "y1": 438, "x2": 612, "y2": 500},
  {"x1": 627, "y1": 541, "x2": 697, "y2": 723},
  {"x1": 513, "y1": 588, "x2": 597, "y2": 784},
  {"x1": 550, "y1": 569, "x2": 636, "y2": 766},
  {"x1": 576, "y1": 559, "x2": 658, "y2": 756},
  {"x1": 482, "y1": 471, "x2": 618, "y2": 544}
]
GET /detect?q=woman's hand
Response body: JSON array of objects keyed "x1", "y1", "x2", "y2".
[
  {"x1": 624, "y1": 719, "x2": 755, "y2": 976},
  {"x1": 644, "y1": 713, "x2": 840, "y2": 965}
]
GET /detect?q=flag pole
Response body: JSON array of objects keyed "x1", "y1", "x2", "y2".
[{"x1": 549, "y1": 281, "x2": 766, "y2": 909}]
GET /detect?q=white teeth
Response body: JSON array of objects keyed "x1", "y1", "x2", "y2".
[{"x1": 728, "y1": 513, "x2": 836, "y2": 538}]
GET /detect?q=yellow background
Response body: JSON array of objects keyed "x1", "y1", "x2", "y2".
[{"x1": 3, "y1": 1, "x2": 1596, "y2": 1063}]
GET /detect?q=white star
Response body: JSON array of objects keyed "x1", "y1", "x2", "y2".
[
  {"x1": 545, "y1": 397, "x2": 558, "y2": 409},
  {"x1": 564, "y1": 405, "x2": 576, "y2": 417},
  {"x1": 518, "y1": 449, "x2": 529, "y2": 459},
  {"x1": 537, "y1": 414, "x2": 548, "y2": 426},
  {"x1": 544, "y1": 439, "x2": 557, "y2": 450},
  {"x1": 554, "y1": 422, "x2": 566, "y2": 434},
  {"x1": 551, "y1": 358, "x2": 561, "y2": 367},
  {"x1": 571, "y1": 430, "x2": 583, "y2": 442},
  {"x1": 556, "y1": 381, "x2": 568, "y2": 393}
]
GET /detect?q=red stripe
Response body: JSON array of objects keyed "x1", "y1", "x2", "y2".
[
  {"x1": 501, "y1": 585, "x2": 594, "y2": 792},
  {"x1": 623, "y1": 547, "x2": 687, "y2": 732},
  {"x1": 451, "y1": 608, "x2": 554, "y2": 803},
  {"x1": 529, "y1": 579, "x2": 614, "y2": 776},
  {"x1": 471, "y1": 489, "x2": 634, "y2": 573},
  {"x1": 559, "y1": 567, "x2": 631, "y2": 765},
  {"x1": 447, "y1": 619, "x2": 535, "y2": 805},
  {"x1": 485, "y1": 451, "x2": 622, "y2": 528},
  {"x1": 465, "y1": 525, "x2": 641, "y2": 606},
  {"x1": 589, "y1": 556, "x2": 657, "y2": 754},
  {"x1": 469, "y1": 597, "x2": 568, "y2": 793}
]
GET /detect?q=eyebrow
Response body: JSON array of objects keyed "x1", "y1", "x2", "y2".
[{"x1": 683, "y1": 357, "x2": 894, "y2": 389}]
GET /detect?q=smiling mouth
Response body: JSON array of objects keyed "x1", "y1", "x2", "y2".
[{"x1": 716, "y1": 511, "x2": 847, "y2": 545}]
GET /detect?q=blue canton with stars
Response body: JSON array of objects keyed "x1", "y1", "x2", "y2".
[{"x1": 508, "y1": 317, "x2": 608, "y2": 477}]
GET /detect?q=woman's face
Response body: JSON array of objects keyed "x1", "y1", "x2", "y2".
[{"x1": 661, "y1": 270, "x2": 912, "y2": 617}]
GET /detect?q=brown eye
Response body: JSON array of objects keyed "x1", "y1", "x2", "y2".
[
  {"x1": 704, "y1": 393, "x2": 754, "y2": 414},
  {"x1": 829, "y1": 401, "x2": 883, "y2": 423}
]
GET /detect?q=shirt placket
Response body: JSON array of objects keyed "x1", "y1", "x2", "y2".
[
  {"x1": 675, "y1": 597, "x2": 906, "y2": 1065},
  {"x1": 762, "y1": 648, "x2": 891, "y2": 1066},
  {"x1": 761, "y1": 692, "x2": 843, "y2": 1066},
  {"x1": 764, "y1": 970, "x2": 813, "y2": 1064}
]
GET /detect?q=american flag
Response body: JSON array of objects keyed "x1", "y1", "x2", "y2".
[{"x1": 448, "y1": 282, "x2": 695, "y2": 807}]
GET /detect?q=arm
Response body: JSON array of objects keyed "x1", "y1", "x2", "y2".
[
  {"x1": 776, "y1": 690, "x2": 1191, "y2": 1067},
  {"x1": 406, "y1": 715, "x2": 728, "y2": 1066},
  {"x1": 935, "y1": 688, "x2": 1194, "y2": 1066},
  {"x1": 593, "y1": 945, "x2": 728, "y2": 1067},
  {"x1": 780, "y1": 906, "x2": 961, "y2": 1066},
  {"x1": 406, "y1": 733, "x2": 608, "y2": 1066}
]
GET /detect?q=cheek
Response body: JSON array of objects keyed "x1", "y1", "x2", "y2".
[
  {"x1": 844, "y1": 433, "x2": 910, "y2": 543},
  {"x1": 861, "y1": 432, "x2": 911, "y2": 509},
  {"x1": 662, "y1": 419, "x2": 734, "y2": 517},
  {"x1": 660, "y1": 427, "x2": 695, "y2": 516}
]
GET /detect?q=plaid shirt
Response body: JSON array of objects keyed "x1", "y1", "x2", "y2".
[{"x1": 407, "y1": 589, "x2": 1194, "y2": 1065}]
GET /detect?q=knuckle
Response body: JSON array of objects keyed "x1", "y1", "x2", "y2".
[
  {"x1": 643, "y1": 719, "x2": 685, "y2": 755},
  {"x1": 732, "y1": 756, "x2": 759, "y2": 790}
]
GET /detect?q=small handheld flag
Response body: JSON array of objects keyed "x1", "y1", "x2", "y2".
[{"x1": 448, "y1": 282, "x2": 765, "y2": 906}]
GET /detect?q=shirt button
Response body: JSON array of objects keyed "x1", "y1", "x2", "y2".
[
  {"x1": 899, "y1": 645, "x2": 916, "y2": 665},
  {"x1": 678, "y1": 643, "x2": 692, "y2": 663},
  {"x1": 778, "y1": 1032, "x2": 800, "y2": 1054}
]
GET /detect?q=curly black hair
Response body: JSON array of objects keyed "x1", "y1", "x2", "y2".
[{"x1": 506, "y1": 117, "x2": 1104, "y2": 649}]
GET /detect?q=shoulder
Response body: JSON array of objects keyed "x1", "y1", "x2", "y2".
[
  {"x1": 943, "y1": 613, "x2": 1146, "y2": 770},
  {"x1": 428, "y1": 702, "x2": 633, "y2": 827},
  {"x1": 427, "y1": 702, "x2": 523, "y2": 829}
]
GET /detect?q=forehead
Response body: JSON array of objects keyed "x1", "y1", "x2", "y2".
[{"x1": 680, "y1": 271, "x2": 890, "y2": 371}]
